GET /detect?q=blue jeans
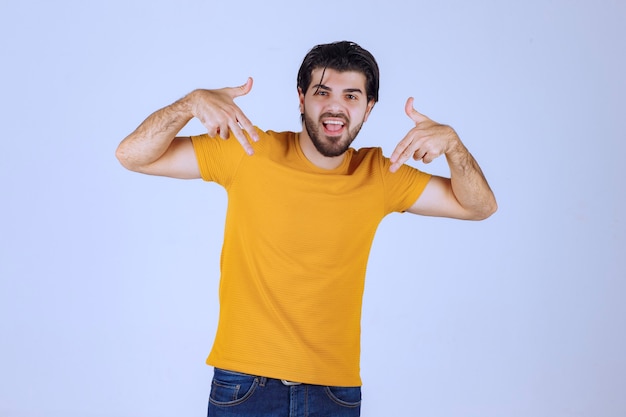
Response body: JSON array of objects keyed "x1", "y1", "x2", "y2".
[{"x1": 208, "y1": 368, "x2": 361, "y2": 417}]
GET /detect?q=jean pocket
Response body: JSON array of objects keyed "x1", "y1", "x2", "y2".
[
  {"x1": 324, "y1": 386, "x2": 362, "y2": 407},
  {"x1": 209, "y1": 368, "x2": 259, "y2": 406}
]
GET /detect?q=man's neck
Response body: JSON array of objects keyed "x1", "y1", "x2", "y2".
[{"x1": 297, "y1": 131, "x2": 346, "y2": 170}]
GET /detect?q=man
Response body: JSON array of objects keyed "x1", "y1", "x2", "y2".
[{"x1": 116, "y1": 41, "x2": 496, "y2": 416}]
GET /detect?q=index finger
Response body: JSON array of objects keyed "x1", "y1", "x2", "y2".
[
  {"x1": 389, "y1": 134, "x2": 414, "y2": 173},
  {"x1": 228, "y1": 118, "x2": 256, "y2": 156},
  {"x1": 233, "y1": 107, "x2": 259, "y2": 143},
  {"x1": 228, "y1": 78, "x2": 259, "y2": 144}
]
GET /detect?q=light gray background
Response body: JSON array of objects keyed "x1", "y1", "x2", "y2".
[{"x1": 1, "y1": 1, "x2": 624, "y2": 416}]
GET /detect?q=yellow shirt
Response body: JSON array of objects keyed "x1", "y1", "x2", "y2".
[{"x1": 191, "y1": 128, "x2": 431, "y2": 386}]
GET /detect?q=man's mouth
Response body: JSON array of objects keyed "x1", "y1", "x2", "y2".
[{"x1": 322, "y1": 118, "x2": 346, "y2": 136}]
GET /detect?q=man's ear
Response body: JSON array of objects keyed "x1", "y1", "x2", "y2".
[
  {"x1": 363, "y1": 100, "x2": 376, "y2": 122},
  {"x1": 298, "y1": 87, "x2": 305, "y2": 114}
]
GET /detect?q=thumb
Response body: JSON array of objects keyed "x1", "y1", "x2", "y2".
[
  {"x1": 229, "y1": 77, "x2": 254, "y2": 98},
  {"x1": 405, "y1": 97, "x2": 428, "y2": 124}
]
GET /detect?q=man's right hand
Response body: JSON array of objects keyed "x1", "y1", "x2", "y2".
[
  {"x1": 189, "y1": 77, "x2": 260, "y2": 155},
  {"x1": 117, "y1": 78, "x2": 260, "y2": 178}
]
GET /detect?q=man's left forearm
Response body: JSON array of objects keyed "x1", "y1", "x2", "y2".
[{"x1": 446, "y1": 139, "x2": 497, "y2": 220}]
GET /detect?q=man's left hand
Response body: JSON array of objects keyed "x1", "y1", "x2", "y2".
[{"x1": 389, "y1": 97, "x2": 459, "y2": 173}]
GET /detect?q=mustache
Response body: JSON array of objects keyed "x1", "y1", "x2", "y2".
[{"x1": 320, "y1": 112, "x2": 349, "y2": 123}]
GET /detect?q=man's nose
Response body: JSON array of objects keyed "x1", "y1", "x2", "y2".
[{"x1": 325, "y1": 97, "x2": 344, "y2": 114}]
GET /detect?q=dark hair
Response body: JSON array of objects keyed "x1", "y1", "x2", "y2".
[{"x1": 297, "y1": 41, "x2": 380, "y2": 103}]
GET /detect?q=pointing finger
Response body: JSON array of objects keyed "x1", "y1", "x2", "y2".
[
  {"x1": 389, "y1": 132, "x2": 417, "y2": 172},
  {"x1": 229, "y1": 122, "x2": 255, "y2": 156}
]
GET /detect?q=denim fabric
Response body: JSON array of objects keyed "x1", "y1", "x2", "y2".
[{"x1": 208, "y1": 368, "x2": 361, "y2": 417}]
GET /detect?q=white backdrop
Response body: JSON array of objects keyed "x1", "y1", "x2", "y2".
[{"x1": 1, "y1": 1, "x2": 624, "y2": 416}]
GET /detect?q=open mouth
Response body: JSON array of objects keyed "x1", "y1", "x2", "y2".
[{"x1": 322, "y1": 118, "x2": 346, "y2": 136}]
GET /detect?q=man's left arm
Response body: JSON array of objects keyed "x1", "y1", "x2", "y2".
[{"x1": 390, "y1": 97, "x2": 497, "y2": 220}]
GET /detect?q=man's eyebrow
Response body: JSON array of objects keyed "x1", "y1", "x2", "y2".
[
  {"x1": 312, "y1": 84, "x2": 331, "y2": 92},
  {"x1": 311, "y1": 84, "x2": 364, "y2": 94}
]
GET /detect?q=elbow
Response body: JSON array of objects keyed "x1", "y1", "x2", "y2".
[
  {"x1": 115, "y1": 145, "x2": 130, "y2": 169},
  {"x1": 470, "y1": 198, "x2": 498, "y2": 221},
  {"x1": 115, "y1": 143, "x2": 139, "y2": 172}
]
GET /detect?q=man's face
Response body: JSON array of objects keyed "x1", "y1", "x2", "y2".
[{"x1": 299, "y1": 68, "x2": 375, "y2": 157}]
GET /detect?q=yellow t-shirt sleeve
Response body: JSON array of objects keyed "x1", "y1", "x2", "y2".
[
  {"x1": 378, "y1": 151, "x2": 432, "y2": 213},
  {"x1": 190, "y1": 132, "x2": 249, "y2": 187}
]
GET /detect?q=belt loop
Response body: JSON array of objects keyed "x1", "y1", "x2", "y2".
[{"x1": 259, "y1": 376, "x2": 267, "y2": 387}]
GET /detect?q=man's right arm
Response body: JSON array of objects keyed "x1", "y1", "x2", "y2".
[{"x1": 115, "y1": 78, "x2": 259, "y2": 179}]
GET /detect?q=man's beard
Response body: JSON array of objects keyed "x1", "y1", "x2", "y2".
[{"x1": 303, "y1": 111, "x2": 364, "y2": 157}]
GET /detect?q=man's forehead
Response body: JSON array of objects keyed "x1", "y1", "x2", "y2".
[{"x1": 309, "y1": 68, "x2": 367, "y2": 90}]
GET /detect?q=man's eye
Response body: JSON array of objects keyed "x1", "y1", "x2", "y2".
[{"x1": 346, "y1": 94, "x2": 357, "y2": 100}]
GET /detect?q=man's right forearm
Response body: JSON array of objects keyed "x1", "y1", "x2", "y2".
[{"x1": 116, "y1": 94, "x2": 193, "y2": 171}]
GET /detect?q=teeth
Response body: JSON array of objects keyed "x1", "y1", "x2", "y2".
[{"x1": 324, "y1": 120, "x2": 344, "y2": 125}]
